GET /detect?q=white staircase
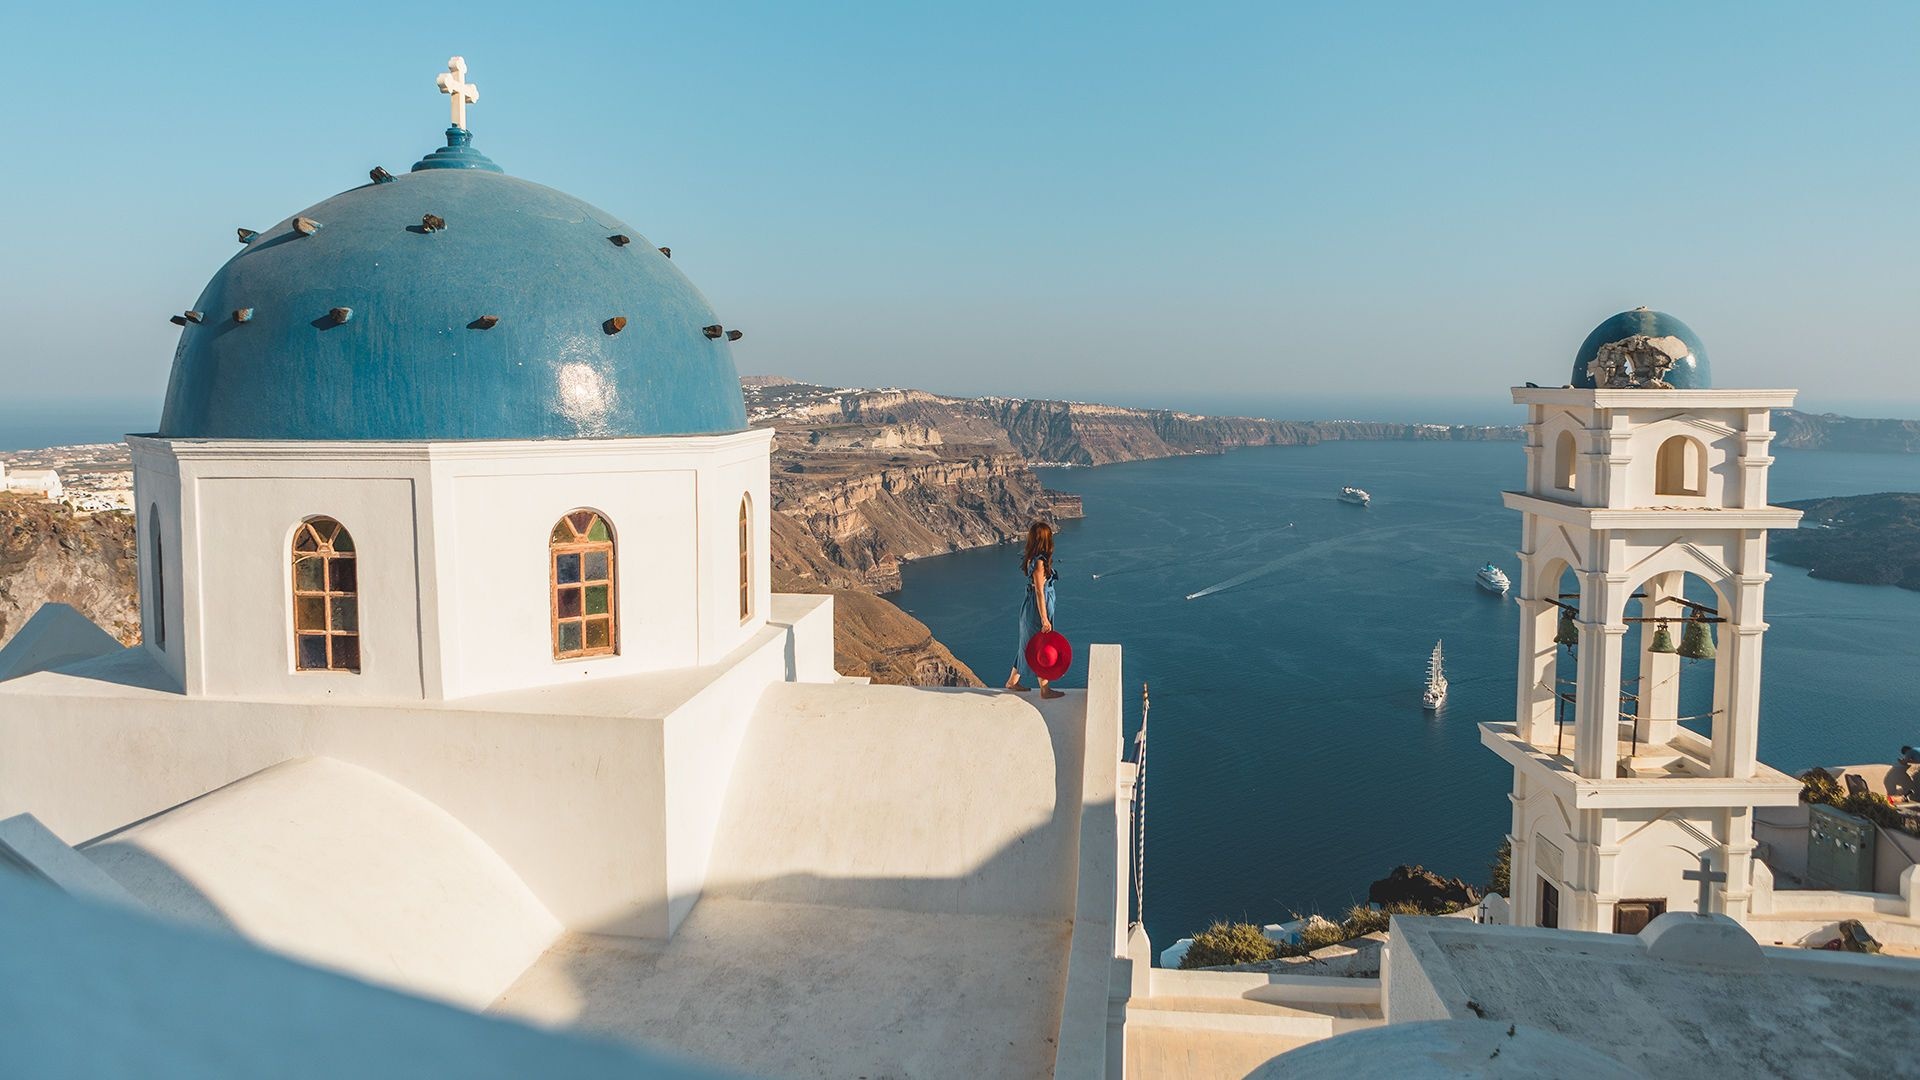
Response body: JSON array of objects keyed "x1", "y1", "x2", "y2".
[{"x1": 1125, "y1": 968, "x2": 1384, "y2": 1078}]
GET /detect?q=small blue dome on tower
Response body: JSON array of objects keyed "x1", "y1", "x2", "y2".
[
  {"x1": 159, "y1": 128, "x2": 748, "y2": 441},
  {"x1": 1570, "y1": 308, "x2": 1711, "y2": 390}
]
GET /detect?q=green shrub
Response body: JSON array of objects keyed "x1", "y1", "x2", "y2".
[
  {"x1": 1295, "y1": 916, "x2": 1349, "y2": 951},
  {"x1": 1179, "y1": 921, "x2": 1278, "y2": 969},
  {"x1": 1341, "y1": 905, "x2": 1392, "y2": 937},
  {"x1": 1488, "y1": 838, "x2": 1512, "y2": 897},
  {"x1": 1840, "y1": 790, "x2": 1903, "y2": 829},
  {"x1": 1800, "y1": 767, "x2": 1843, "y2": 806},
  {"x1": 1185, "y1": 893, "x2": 1479, "y2": 969}
]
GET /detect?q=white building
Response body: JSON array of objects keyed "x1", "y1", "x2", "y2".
[
  {"x1": 5, "y1": 466, "x2": 64, "y2": 501},
  {"x1": 0, "y1": 62, "x2": 1141, "y2": 1080}
]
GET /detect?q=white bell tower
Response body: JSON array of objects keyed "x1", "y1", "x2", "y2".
[{"x1": 1482, "y1": 320, "x2": 1805, "y2": 934}]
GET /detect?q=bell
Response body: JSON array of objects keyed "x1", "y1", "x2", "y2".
[
  {"x1": 1648, "y1": 620, "x2": 1677, "y2": 654},
  {"x1": 1554, "y1": 606, "x2": 1579, "y2": 648},
  {"x1": 1677, "y1": 613, "x2": 1716, "y2": 660}
]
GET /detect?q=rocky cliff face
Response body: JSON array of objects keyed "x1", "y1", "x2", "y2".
[
  {"x1": 816, "y1": 588, "x2": 981, "y2": 687},
  {"x1": 0, "y1": 496, "x2": 139, "y2": 648},
  {"x1": 1000, "y1": 402, "x2": 1519, "y2": 465},
  {"x1": 752, "y1": 383, "x2": 1522, "y2": 469},
  {"x1": 771, "y1": 450, "x2": 1067, "y2": 592}
]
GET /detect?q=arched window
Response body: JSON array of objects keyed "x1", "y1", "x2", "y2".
[
  {"x1": 292, "y1": 517, "x2": 359, "y2": 672},
  {"x1": 1554, "y1": 430, "x2": 1577, "y2": 492},
  {"x1": 1655, "y1": 435, "x2": 1705, "y2": 497},
  {"x1": 738, "y1": 494, "x2": 752, "y2": 621},
  {"x1": 551, "y1": 510, "x2": 616, "y2": 659},
  {"x1": 148, "y1": 504, "x2": 166, "y2": 650}
]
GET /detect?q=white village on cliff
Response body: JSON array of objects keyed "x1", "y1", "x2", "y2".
[{"x1": 2, "y1": 60, "x2": 1918, "y2": 1080}]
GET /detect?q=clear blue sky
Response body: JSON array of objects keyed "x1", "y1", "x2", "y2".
[{"x1": 2, "y1": 1, "x2": 1916, "y2": 433}]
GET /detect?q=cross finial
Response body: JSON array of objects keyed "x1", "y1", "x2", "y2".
[
  {"x1": 436, "y1": 56, "x2": 479, "y2": 130},
  {"x1": 1681, "y1": 852, "x2": 1727, "y2": 916}
]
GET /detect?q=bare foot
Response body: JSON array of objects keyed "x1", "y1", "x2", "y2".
[
  {"x1": 1005, "y1": 673, "x2": 1030, "y2": 692},
  {"x1": 1040, "y1": 687, "x2": 1065, "y2": 700}
]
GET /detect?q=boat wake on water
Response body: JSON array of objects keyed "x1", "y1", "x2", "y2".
[
  {"x1": 1185, "y1": 520, "x2": 1441, "y2": 600},
  {"x1": 1175, "y1": 522, "x2": 1313, "y2": 595}
]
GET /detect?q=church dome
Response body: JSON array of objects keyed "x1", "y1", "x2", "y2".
[
  {"x1": 158, "y1": 130, "x2": 749, "y2": 441},
  {"x1": 1570, "y1": 308, "x2": 1711, "y2": 390}
]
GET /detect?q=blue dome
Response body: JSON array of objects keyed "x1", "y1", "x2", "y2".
[
  {"x1": 1570, "y1": 308, "x2": 1711, "y2": 389},
  {"x1": 159, "y1": 130, "x2": 748, "y2": 441}
]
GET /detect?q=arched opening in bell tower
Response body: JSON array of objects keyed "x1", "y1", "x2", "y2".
[
  {"x1": 1654, "y1": 435, "x2": 1706, "y2": 497},
  {"x1": 1553, "y1": 430, "x2": 1577, "y2": 492},
  {"x1": 1543, "y1": 562, "x2": 1583, "y2": 756},
  {"x1": 1618, "y1": 570, "x2": 1723, "y2": 761}
]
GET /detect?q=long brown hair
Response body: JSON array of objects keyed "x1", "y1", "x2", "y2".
[{"x1": 1021, "y1": 521, "x2": 1054, "y2": 576}]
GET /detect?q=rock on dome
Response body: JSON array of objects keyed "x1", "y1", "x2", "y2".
[
  {"x1": 1570, "y1": 308, "x2": 1711, "y2": 389},
  {"x1": 159, "y1": 130, "x2": 748, "y2": 441}
]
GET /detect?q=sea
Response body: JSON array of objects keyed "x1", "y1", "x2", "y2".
[{"x1": 891, "y1": 440, "x2": 1920, "y2": 949}]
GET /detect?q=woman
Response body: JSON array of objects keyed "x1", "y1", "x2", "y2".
[{"x1": 1006, "y1": 520, "x2": 1064, "y2": 699}]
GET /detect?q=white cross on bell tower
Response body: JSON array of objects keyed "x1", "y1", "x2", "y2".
[{"x1": 436, "y1": 56, "x2": 479, "y2": 130}]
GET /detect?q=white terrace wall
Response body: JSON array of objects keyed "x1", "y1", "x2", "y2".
[{"x1": 0, "y1": 596, "x2": 835, "y2": 942}]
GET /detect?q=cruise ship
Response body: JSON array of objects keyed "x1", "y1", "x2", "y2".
[
  {"x1": 1338, "y1": 486, "x2": 1370, "y2": 506},
  {"x1": 1476, "y1": 563, "x2": 1510, "y2": 594}
]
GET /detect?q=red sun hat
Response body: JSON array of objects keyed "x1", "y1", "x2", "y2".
[{"x1": 1024, "y1": 630, "x2": 1073, "y2": 682}]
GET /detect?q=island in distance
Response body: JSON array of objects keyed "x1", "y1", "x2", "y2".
[{"x1": 1774, "y1": 492, "x2": 1920, "y2": 590}]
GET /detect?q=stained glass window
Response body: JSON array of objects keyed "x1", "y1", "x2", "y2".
[
  {"x1": 292, "y1": 516, "x2": 359, "y2": 672},
  {"x1": 552, "y1": 510, "x2": 617, "y2": 659}
]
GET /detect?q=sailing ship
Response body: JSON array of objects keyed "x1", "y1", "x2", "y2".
[
  {"x1": 1422, "y1": 640, "x2": 1448, "y2": 711},
  {"x1": 1476, "y1": 563, "x2": 1510, "y2": 594},
  {"x1": 1339, "y1": 486, "x2": 1371, "y2": 506}
]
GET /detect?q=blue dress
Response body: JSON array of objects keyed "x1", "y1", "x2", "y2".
[{"x1": 1014, "y1": 558, "x2": 1059, "y2": 681}]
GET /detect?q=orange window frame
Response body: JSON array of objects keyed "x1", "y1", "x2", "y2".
[
  {"x1": 738, "y1": 496, "x2": 752, "y2": 622},
  {"x1": 551, "y1": 510, "x2": 618, "y2": 660},
  {"x1": 292, "y1": 517, "x2": 360, "y2": 672}
]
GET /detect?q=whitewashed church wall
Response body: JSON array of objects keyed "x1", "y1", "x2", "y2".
[
  {"x1": 692, "y1": 443, "x2": 773, "y2": 666},
  {"x1": 133, "y1": 434, "x2": 775, "y2": 702},
  {"x1": 188, "y1": 474, "x2": 426, "y2": 700},
  {"x1": 436, "y1": 466, "x2": 701, "y2": 697},
  {"x1": 424, "y1": 430, "x2": 775, "y2": 698},
  {"x1": 1608, "y1": 811, "x2": 1725, "y2": 916},
  {"x1": 129, "y1": 443, "x2": 185, "y2": 691}
]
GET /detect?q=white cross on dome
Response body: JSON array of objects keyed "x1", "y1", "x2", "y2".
[{"x1": 435, "y1": 56, "x2": 479, "y2": 129}]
